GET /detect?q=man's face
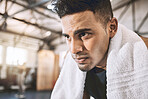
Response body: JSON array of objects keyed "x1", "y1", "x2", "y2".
[{"x1": 61, "y1": 11, "x2": 110, "y2": 71}]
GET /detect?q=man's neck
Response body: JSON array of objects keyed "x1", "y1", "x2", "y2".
[{"x1": 96, "y1": 53, "x2": 107, "y2": 70}]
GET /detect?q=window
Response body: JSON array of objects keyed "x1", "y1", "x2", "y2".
[
  {"x1": 6, "y1": 47, "x2": 28, "y2": 66},
  {"x1": 0, "y1": 45, "x2": 2, "y2": 64}
]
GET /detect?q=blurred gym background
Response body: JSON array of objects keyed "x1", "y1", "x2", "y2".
[{"x1": 0, "y1": 0, "x2": 147, "y2": 99}]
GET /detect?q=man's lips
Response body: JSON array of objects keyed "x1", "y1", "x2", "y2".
[{"x1": 74, "y1": 57, "x2": 89, "y2": 63}]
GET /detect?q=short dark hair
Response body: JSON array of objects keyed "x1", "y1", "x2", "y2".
[{"x1": 52, "y1": 0, "x2": 113, "y2": 27}]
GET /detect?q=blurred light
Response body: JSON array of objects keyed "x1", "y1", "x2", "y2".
[
  {"x1": 6, "y1": 47, "x2": 27, "y2": 66},
  {"x1": 43, "y1": 31, "x2": 51, "y2": 38},
  {"x1": 47, "y1": 3, "x2": 56, "y2": 13},
  {"x1": 47, "y1": 4, "x2": 54, "y2": 10}
]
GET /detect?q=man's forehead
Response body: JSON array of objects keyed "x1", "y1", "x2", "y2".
[
  {"x1": 61, "y1": 11, "x2": 97, "y2": 34},
  {"x1": 61, "y1": 11, "x2": 95, "y2": 24}
]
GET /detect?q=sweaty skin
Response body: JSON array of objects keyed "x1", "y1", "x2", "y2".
[{"x1": 61, "y1": 11, "x2": 116, "y2": 71}]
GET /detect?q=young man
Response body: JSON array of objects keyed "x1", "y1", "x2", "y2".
[{"x1": 51, "y1": 0, "x2": 148, "y2": 99}]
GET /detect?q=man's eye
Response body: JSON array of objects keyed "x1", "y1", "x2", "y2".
[
  {"x1": 64, "y1": 35, "x2": 71, "y2": 40},
  {"x1": 79, "y1": 32, "x2": 88, "y2": 38},
  {"x1": 79, "y1": 32, "x2": 92, "y2": 40}
]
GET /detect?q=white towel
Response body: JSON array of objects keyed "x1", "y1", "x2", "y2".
[
  {"x1": 107, "y1": 24, "x2": 148, "y2": 99},
  {"x1": 51, "y1": 52, "x2": 86, "y2": 99},
  {"x1": 51, "y1": 24, "x2": 148, "y2": 99}
]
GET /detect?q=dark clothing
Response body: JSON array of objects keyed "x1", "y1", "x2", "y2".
[{"x1": 84, "y1": 67, "x2": 107, "y2": 99}]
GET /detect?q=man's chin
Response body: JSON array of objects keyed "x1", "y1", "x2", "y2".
[{"x1": 77, "y1": 63, "x2": 92, "y2": 71}]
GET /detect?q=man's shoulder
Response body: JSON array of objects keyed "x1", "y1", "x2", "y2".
[{"x1": 140, "y1": 36, "x2": 148, "y2": 48}]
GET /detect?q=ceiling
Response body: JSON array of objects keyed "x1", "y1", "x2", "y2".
[
  {"x1": 0, "y1": 0, "x2": 148, "y2": 51},
  {"x1": 0, "y1": 0, "x2": 63, "y2": 50}
]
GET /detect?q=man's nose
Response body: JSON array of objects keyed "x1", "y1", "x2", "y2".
[{"x1": 70, "y1": 40, "x2": 83, "y2": 54}]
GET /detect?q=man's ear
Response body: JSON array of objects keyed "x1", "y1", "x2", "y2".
[{"x1": 108, "y1": 17, "x2": 118, "y2": 38}]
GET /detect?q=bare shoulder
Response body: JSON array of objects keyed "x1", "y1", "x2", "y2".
[{"x1": 140, "y1": 36, "x2": 148, "y2": 48}]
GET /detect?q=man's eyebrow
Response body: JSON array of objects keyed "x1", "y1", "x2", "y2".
[
  {"x1": 62, "y1": 28, "x2": 91, "y2": 36},
  {"x1": 74, "y1": 28, "x2": 91, "y2": 35},
  {"x1": 62, "y1": 33, "x2": 69, "y2": 37}
]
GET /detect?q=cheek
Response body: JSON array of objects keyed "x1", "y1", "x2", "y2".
[
  {"x1": 83, "y1": 37, "x2": 96, "y2": 51},
  {"x1": 83, "y1": 35, "x2": 109, "y2": 56}
]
